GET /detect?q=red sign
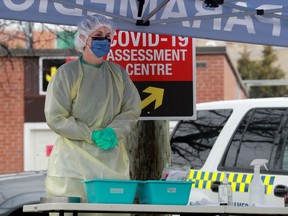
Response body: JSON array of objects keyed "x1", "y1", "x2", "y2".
[
  {"x1": 106, "y1": 30, "x2": 195, "y2": 119},
  {"x1": 106, "y1": 31, "x2": 193, "y2": 82}
]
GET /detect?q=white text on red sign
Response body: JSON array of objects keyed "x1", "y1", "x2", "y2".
[{"x1": 106, "y1": 31, "x2": 193, "y2": 82}]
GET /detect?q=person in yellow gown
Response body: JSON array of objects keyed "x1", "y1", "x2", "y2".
[{"x1": 44, "y1": 14, "x2": 141, "y2": 215}]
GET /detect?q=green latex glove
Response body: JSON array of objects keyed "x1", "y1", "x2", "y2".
[
  {"x1": 92, "y1": 128, "x2": 118, "y2": 150},
  {"x1": 94, "y1": 138, "x2": 106, "y2": 148},
  {"x1": 102, "y1": 128, "x2": 116, "y2": 140},
  {"x1": 98, "y1": 138, "x2": 118, "y2": 150},
  {"x1": 92, "y1": 130, "x2": 103, "y2": 143}
]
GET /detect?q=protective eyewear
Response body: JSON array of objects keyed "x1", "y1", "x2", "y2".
[{"x1": 91, "y1": 37, "x2": 111, "y2": 42}]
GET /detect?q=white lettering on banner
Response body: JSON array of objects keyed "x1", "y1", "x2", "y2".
[
  {"x1": 119, "y1": 0, "x2": 129, "y2": 16},
  {"x1": 224, "y1": 2, "x2": 255, "y2": 34},
  {"x1": 88, "y1": 0, "x2": 114, "y2": 15},
  {"x1": 4, "y1": 0, "x2": 34, "y2": 11},
  {"x1": 39, "y1": 0, "x2": 49, "y2": 13},
  {"x1": 161, "y1": 0, "x2": 190, "y2": 27},
  {"x1": 192, "y1": 1, "x2": 282, "y2": 36},
  {"x1": 255, "y1": 5, "x2": 281, "y2": 36},
  {"x1": 193, "y1": 0, "x2": 222, "y2": 30},
  {"x1": 1, "y1": 0, "x2": 283, "y2": 37},
  {"x1": 126, "y1": 63, "x2": 173, "y2": 76},
  {"x1": 118, "y1": 0, "x2": 162, "y2": 20},
  {"x1": 54, "y1": 0, "x2": 83, "y2": 16},
  {"x1": 107, "y1": 49, "x2": 187, "y2": 62}
]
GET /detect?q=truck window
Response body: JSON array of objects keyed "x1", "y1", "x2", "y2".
[
  {"x1": 277, "y1": 115, "x2": 288, "y2": 171},
  {"x1": 282, "y1": 144, "x2": 288, "y2": 171},
  {"x1": 170, "y1": 109, "x2": 232, "y2": 169},
  {"x1": 222, "y1": 108, "x2": 288, "y2": 173}
]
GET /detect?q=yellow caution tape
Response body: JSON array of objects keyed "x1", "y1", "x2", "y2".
[{"x1": 188, "y1": 170, "x2": 275, "y2": 194}]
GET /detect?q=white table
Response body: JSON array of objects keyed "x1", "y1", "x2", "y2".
[{"x1": 23, "y1": 203, "x2": 288, "y2": 215}]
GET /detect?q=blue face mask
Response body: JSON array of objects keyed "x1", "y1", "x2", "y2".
[{"x1": 90, "y1": 37, "x2": 111, "y2": 58}]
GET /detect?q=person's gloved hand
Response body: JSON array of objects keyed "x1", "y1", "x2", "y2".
[
  {"x1": 92, "y1": 128, "x2": 118, "y2": 150},
  {"x1": 97, "y1": 137, "x2": 118, "y2": 150}
]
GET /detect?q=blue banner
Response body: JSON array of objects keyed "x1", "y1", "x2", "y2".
[{"x1": 0, "y1": 0, "x2": 287, "y2": 47}]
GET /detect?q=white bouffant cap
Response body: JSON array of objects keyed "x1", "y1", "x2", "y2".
[{"x1": 74, "y1": 14, "x2": 116, "y2": 53}]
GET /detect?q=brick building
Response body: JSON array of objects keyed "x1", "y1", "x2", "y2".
[
  {"x1": 0, "y1": 57, "x2": 24, "y2": 173},
  {"x1": 196, "y1": 47, "x2": 246, "y2": 102},
  {"x1": 0, "y1": 30, "x2": 55, "y2": 49},
  {"x1": 0, "y1": 47, "x2": 247, "y2": 174}
]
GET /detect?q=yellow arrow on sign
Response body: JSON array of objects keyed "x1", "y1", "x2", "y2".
[
  {"x1": 46, "y1": 66, "x2": 57, "y2": 83},
  {"x1": 141, "y1": 87, "x2": 164, "y2": 110}
]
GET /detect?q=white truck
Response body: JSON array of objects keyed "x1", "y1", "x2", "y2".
[{"x1": 170, "y1": 97, "x2": 288, "y2": 207}]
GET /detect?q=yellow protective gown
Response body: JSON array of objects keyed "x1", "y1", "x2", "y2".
[{"x1": 44, "y1": 57, "x2": 141, "y2": 216}]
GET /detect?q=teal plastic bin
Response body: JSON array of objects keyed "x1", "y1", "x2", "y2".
[
  {"x1": 138, "y1": 180, "x2": 192, "y2": 205},
  {"x1": 82, "y1": 179, "x2": 139, "y2": 204}
]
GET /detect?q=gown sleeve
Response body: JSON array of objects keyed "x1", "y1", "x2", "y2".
[
  {"x1": 107, "y1": 64, "x2": 142, "y2": 141},
  {"x1": 44, "y1": 61, "x2": 93, "y2": 143}
]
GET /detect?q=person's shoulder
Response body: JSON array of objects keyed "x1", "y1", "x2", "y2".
[
  {"x1": 104, "y1": 60, "x2": 123, "y2": 71},
  {"x1": 55, "y1": 58, "x2": 81, "y2": 81},
  {"x1": 57, "y1": 58, "x2": 80, "y2": 73},
  {"x1": 104, "y1": 60, "x2": 128, "y2": 77},
  {"x1": 61, "y1": 58, "x2": 80, "y2": 68}
]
